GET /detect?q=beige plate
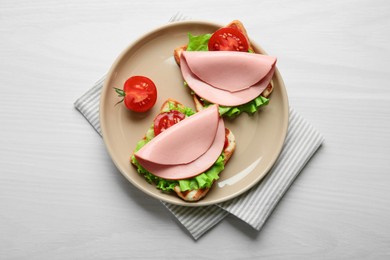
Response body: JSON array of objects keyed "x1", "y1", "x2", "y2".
[{"x1": 100, "y1": 21, "x2": 289, "y2": 206}]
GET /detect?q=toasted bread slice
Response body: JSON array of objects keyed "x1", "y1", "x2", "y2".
[
  {"x1": 132, "y1": 98, "x2": 236, "y2": 202},
  {"x1": 174, "y1": 20, "x2": 273, "y2": 104}
]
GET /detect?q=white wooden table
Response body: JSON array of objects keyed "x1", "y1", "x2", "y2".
[{"x1": 1, "y1": 0, "x2": 390, "y2": 259}]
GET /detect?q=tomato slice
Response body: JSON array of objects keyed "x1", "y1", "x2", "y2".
[
  {"x1": 115, "y1": 76, "x2": 157, "y2": 112},
  {"x1": 153, "y1": 110, "x2": 186, "y2": 136},
  {"x1": 224, "y1": 128, "x2": 230, "y2": 150},
  {"x1": 208, "y1": 27, "x2": 249, "y2": 52}
]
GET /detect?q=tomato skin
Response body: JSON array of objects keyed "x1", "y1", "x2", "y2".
[
  {"x1": 223, "y1": 128, "x2": 230, "y2": 149},
  {"x1": 208, "y1": 27, "x2": 249, "y2": 52},
  {"x1": 115, "y1": 76, "x2": 157, "y2": 112},
  {"x1": 153, "y1": 110, "x2": 186, "y2": 136}
]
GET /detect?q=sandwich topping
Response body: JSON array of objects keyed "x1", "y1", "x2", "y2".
[
  {"x1": 131, "y1": 101, "x2": 226, "y2": 193},
  {"x1": 180, "y1": 51, "x2": 276, "y2": 106},
  {"x1": 135, "y1": 104, "x2": 224, "y2": 180},
  {"x1": 208, "y1": 27, "x2": 249, "y2": 52},
  {"x1": 177, "y1": 25, "x2": 277, "y2": 117}
]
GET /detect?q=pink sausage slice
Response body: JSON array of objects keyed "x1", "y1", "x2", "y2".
[
  {"x1": 134, "y1": 105, "x2": 225, "y2": 180},
  {"x1": 180, "y1": 51, "x2": 276, "y2": 106}
]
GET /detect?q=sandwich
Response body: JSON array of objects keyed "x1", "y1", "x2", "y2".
[
  {"x1": 174, "y1": 20, "x2": 276, "y2": 117},
  {"x1": 131, "y1": 99, "x2": 235, "y2": 202}
]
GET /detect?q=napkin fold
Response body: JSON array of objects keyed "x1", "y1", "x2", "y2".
[{"x1": 74, "y1": 76, "x2": 324, "y2": 240}]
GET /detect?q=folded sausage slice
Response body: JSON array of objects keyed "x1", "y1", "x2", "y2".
[
  {"x1": 134, "y1": 105, "x2": 225, "y2": 180},
  {"x1": 180, "y1": 51, "x2": 276, "y2": 106}
]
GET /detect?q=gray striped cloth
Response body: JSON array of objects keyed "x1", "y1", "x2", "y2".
[{"x1": 74, "y1": 77, "x2": 324, "y2": 240}]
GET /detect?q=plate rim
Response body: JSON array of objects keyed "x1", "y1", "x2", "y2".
[{"x1": 100, "y1": 20, "x2": 289, "y2": 207}]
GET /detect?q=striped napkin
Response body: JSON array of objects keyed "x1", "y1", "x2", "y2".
[{"x1": 74, "y1": 77, "x2": 324, "y2": 240}]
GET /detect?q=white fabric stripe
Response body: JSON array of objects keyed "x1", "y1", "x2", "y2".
[
  {"x1": 186, "y1": 207, "x2": 228, "y2": 239},
  {"x1": 88, "y1": 106, "x2": 101, "y2": 128},
  {"x1": 74, "y1": 78, "x2": 104, "y2": 109},
  {"x1": 172, "y1": 205, "x2": 222, "y2": 231},
  {"x1": 78, "y1": 85, "x2": 101, "y2": 109},
  {"x1": 81, "y1": 92, "x2": 102, "y2": 120},
  {"x1": 163, "y1": 204, "x2": 228, "y2": 240},
  {"x1": 74, "y1": 81, "x2": 104, "y2": 136},
  {"x1": 74, "y1": 78, "x2": 104, "y2": 113},
  {"x1": 82, "y1": 102, "x2": 99, "y2": 122}
]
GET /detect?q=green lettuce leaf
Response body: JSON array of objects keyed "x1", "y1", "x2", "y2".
[
  {"x1": 131, "y1": 100, "x2": 225, "y2": 192},
  {"x1": 216, "y1": 95, "x2": 269, "y2": 118},
  {"x1": 186, "y1": 85, "x2": 270, "y2": 118},
  {"x1": 186, "y1": 33, "x2": 211, "y2": 51},
  {"x1": 167, "y1": 101, "x2": 195, "y2": 116},
  {"x1": 178, "y1": 155, "x2": 224, "y2": 191},
  {"x1": 131, "y1": 153, "x2": 177, "y2": 191}
]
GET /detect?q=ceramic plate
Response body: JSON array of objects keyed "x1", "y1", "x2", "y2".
[{"x1": 100, "y1": 21, "x2": 289, "y2": 206}]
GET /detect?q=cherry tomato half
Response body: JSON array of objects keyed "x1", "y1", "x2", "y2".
[
  {"x1": 153, "y1": 110, "x2": 186, "y2": 136},
  {"x1": 208, "y1": 27, "x2": 249, "y2": 52},
  {"x1": 114, "y1": 76, "x2": 157, "y2": 112}
]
